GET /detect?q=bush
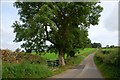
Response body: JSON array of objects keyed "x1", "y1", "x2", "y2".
[
  {"x1": 94, "y1": 50, "x2": 120, "y2": 78},
  {"x1": 95, "y1": 48, "x2": 119, "y2": 65},
  {"x1": 95, "y1": 52, "x2": 105, "y2": 63},
  {"x1": 101, "y1": 50, "x2": 110, "y2": 54},
  {"x1": 103, "y1": 49, "x2": 119, "y2": 65},
  {"x1": 2, "y1": 62, "x2": 52, "y2": 78},
  {"x1": 94, "y1": 57, "x2": 120, "y2": 78}
]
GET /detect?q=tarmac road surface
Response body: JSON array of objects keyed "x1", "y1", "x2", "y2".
[{"x1": 50, "y1": 52, "x2": 103, "y2": 79}]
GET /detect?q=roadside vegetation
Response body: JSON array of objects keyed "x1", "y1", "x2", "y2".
[
  {"x1": 1, "y1": 48, "x2": 94, "y2": 78},
  {"x1": 3, "y1": 62, "x2": 52, "y2": 78},
  {"x1": 94, "y1": 47, "x2": 120, "y2": 79},
  {"x1": 1, "y1": 49, "x2": 52, "y2": 78}
]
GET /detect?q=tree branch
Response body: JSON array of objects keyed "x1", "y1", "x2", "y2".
[
  {"x1": 44, "y1": 25, "x2": 56, "y2": 45},
  {"x1": 52, "y1": 18, "x2": 60, "y2": 30}
]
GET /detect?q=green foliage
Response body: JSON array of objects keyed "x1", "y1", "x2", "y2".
[
  {"x1": 101, "y1": 50, "x2": 110, "y2": 54},
  {"x1": 95, "y1": 51, "x2": 104, "y2": 62},
  {"x1": 94, "y1": 48, "x2": 120, "y2": 78},
  {"x1": 32, "y1": 48, "x2": 93, "y2": 60},
  {"x1": 12, "y1": 2, "x2": 103, "y2": 65},
  {"x1": 95, "y1": 48, "x2": 119, "y2": 65},
  {"x1": 92, "y1": 42, "x2": 102, "y2": 48},
  {"x1": 1, "y1": 49, "x2": 53, "y2": 78},
  {"x1": 103, "y1": 49, "x2": 119, "y2": 65},
  {"x1": 110, "y1": 45, "x2": 115, "y2": 48},
  {"x1": 66, "y1": 48, "x2": 94, "y2": 65},
  {"x1": 2, "y1": 48, "x2": 95, "y2": 78},
  {"x1": 12, "y1": 2, "x2": 103, "y2": 51},
  {"x1": 2, "y1": 62, "x2": 52, "y2": 78},
  {"x1": 94, "y1": 56, "x2": 120, "y2": 78},
  {"x1": 85, "y1": 38, "x2": 92, "y2": 48}
]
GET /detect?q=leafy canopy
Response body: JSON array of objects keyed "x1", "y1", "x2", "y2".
[{"x1": 12, "y1": 2, "x2": 103, "y2": 54}]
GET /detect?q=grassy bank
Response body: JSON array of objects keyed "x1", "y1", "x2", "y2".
[
  {"x1": 1, "y1": 50, "x2": 52, "y2": 78},
  {"x1": 3, "y1": 62, "x2": 52, "y2": 78},
  {"x1": 94, "y1": 48, "x2": 120, "y2": 79},
  {"x1": 1, "y1": 48, "x2": 94, "y2": 78}
]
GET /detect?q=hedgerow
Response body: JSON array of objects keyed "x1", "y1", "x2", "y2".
[{"x1": 94, "y1": 48, "x2": 120, "y2": 78}]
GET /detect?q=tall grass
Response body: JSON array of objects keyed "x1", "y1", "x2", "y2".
[
  {"x1": 2, "y1": 48, "x2": 94, "y2": 78},
  {"x1": 2, "y1": 62, "x2": 52, "y2": 78}
]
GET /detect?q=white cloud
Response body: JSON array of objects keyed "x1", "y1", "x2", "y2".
[
  {"x1": 88, "y1": 1, "x2": 119, "y2": 47},
  {"x1": 88, "y1": 24, "x2": 118, "y2": 47}
]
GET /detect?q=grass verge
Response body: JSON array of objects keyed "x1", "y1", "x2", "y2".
[
  {"x1": 1, "y1": 49, "x2": 52, "y2": 78},
  {"x1": 94, "y1": 49, "x2": 120, "y2": 79},
  {"x1": 1, "y1": 48, "x2": 95, "y2": 78}
]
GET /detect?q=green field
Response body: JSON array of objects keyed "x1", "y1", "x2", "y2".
[
  {"x1": 76, "y1": 48, "x2": 93, "y2": 55},
  {"x1": 32, "y1": 48, "x2": 94, "y2": 60}
]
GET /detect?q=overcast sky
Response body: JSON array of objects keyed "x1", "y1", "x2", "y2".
[{"x1": 1, "y1": 0, "x2": 119, "y2": 51}]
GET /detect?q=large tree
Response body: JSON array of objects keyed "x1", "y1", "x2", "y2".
[{"x1": 12, "y1": 2, "x2": 103, "y2": 66}]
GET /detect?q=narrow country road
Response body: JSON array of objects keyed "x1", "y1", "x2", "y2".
[{"x1": 50, "y1": 52, "x2": 103, "y2": 78}]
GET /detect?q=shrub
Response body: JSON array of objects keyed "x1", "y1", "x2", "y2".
[
  {"x1": 2, "y1": 62, "x2": 52, "y2": 78},
  {"x1": 95, "y1": 52, "x2": 105, "y2": 63},
  {"x1": 94, "y1": 49, "x2": 120, "y2": 78},
  {"x1": 103, "y1": 49, "x2": 119, "y2": 65},
  {"x1": 95, "y1": 48, "x2": 119, "y2": 65},
  {"x1": 101, "y1": 50, "x2": 110, "y2": 54}
]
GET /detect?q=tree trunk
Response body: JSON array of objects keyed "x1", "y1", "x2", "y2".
[{"x1": 59, "y1": 49, "x2": 65, "y2": 66}]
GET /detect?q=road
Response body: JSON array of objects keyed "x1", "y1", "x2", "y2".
[{"x1": 50, "y1": 52, "x2": 103, "y2": 78}]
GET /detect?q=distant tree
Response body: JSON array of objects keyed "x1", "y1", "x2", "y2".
[
  {"x1": 92, "y1": 42, "x2": 102, "y2": 48},
  {"x1": 110, "y1": 45, "x2": 115, "y2": 48},
  {"x1": 15, "y1": 48, "x2": 21, "y2": 52},
  {"x1": 12, "y1": 2, "x2": 103, "y2": 66},
  {"x1": 106, "y1": 45, "x2": 109, "y2": 48}
]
